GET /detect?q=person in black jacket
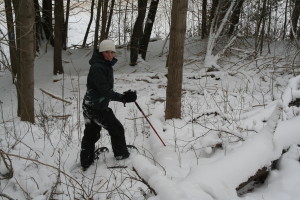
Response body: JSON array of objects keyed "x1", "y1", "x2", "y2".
[{"x1": 81, "y1": 40, "x2": 137, "y2": 169}]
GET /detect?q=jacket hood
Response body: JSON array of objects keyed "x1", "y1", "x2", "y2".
[{"x1": 89, "y1": 49, "x2": 117, "y2": 66}]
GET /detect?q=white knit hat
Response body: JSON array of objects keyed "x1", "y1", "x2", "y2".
[{"x1": 99, "y1": 40, "x2": 116, "y2": 52}]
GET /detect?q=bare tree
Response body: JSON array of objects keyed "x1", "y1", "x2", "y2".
[
  {"x1": 42, "y1": 0, "x2": 53, "y2": 45},
  {"x1": 204, "y1": 0, "x2": 236, "y2": 68},
  {"x1": 19, "y1": 0, "x2": 35, "y2": 123},
  {"x1": 100, "y1": 0, "x2": 109, "y2": 42},
  {"x1": 53, "y1": 0, "x2": 64, "y2": 74},
  {"x1": 82, "y1": 0, "x2": 95, "y2": 48},
  {"x1": 290, "y1": 0, "x2": 300, "y2": 40},
  {"x1": 130, "y1": 0, "x2": 147, "y2": 66},
  {"x1": 104, "y1": 0, "x2": 115, "y2": 39},
  {"x1": 202, "y1": 0, "x2": 208, "y2": 39},
  {"x1": 4, "y1": 0, "x2": 17, "y2": 82},
  {"x1": 63, "y1": 0, "x2": 70, "y2": 49},
  {"x1": 34, "y1": 0, "x2": 43, "y2": 52},
  {"x1": 165, "y1": 0, "x2": 188, "y2": 119},
  {"x1": 140, "y1": 0, "x2": 160, "y2": 60},
  {"x1": 94, "y1": 0, "x2": 102, "y2": 50},
  {"x1": 228, "y1": 0, "x2": 245, "y2": 36}
]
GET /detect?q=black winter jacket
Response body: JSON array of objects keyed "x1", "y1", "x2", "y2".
[{"x1": 83, "y1": 50, "x2": 123, "y2": 110}]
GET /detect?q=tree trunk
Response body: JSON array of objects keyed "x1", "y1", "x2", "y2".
[
  {"x1": 165, "y1": 0, "x2": 188, "y2": 120},
  {"x1": 4, "y1": 0, "x2": 17, "y2": 83},
  {"x1": 94, "y1": 0, "x2": 102, "y2": 50},
  {"x1": 12, "y1": 0, "x2": 22, "y2": 116},
  {"x1": 104, "y1": 0, "x2": 115, "y2": 39},
  {"x1": 63, "y1": 0, "x2": 70, "y2": 50},
  {"x1": 53, "y1": 0, "x2": 64, "y2": 75},
  {"x1": 140, "y1": 0, "x2": 160, "y2": 60},
  {"x1": 34, "y1": 0, "x2": 43, "y2": 52},
  {"x1": 281, "y1": 0, "x2": 289, "y2": 40},
  {"x1": 201, "y1": 0, "x2": 208, "y2": 39},
  {"x1": 290, "y1": 0, "x2": 300, "y2": 40},
  {"x1": 82, "y1": 0, "x2": 95, "y2": 48},
  {"x1": 204, "y1": 1, "x2": 235, "y2": 68},
  {"x1": 100, "y1": 0, "x2": 108, "y2": 42},
  {"x1": 228, "y1": 0, "x2": 245, "y2": 36},
  {"x1": 258, "y1": 0, "x2": 267, "y2": 55},
  {"x1": 19, "y1": 0, "x2": 35, "y2": 123},
  {"x1": 130, "y1": 0, "x2": 147, "y2": 66},
  {"x1": 42, "y1": 0, "x2": 53, "y2": 45},
  {"x1": 208, "y1": 0, "x2": 219, "y2": 31}
]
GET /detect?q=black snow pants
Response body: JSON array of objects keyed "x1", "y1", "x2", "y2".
[{"x1": 80, "y1": 105, "x2": 129, "y2": 167}]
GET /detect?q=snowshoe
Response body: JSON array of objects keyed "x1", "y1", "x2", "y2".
[
  {"x1": 126, "y1": 145, "x2": 138, "y2": 152},
  {"x1": 94, "y1": 147, "x2": 109, "y2": 160}
]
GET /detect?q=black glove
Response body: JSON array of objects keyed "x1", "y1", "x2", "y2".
[{"x1": 122, "y1": 90, "x2": 137, "y2": 103}]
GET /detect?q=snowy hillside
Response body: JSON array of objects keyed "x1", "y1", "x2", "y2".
[{"x1": 1, "y1": 37, "x2": 300, "y2": 200}]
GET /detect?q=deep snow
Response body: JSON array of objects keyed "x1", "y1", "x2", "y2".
[{"x1": 1, "y1": 3, "x2": 300, "y2": 200}]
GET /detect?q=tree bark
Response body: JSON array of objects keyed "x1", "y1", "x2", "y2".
[
  {"x1": 201, "y1": 0, "x2": 208, "y2": 39},
  {"x1": 208, "y1": 0, "x2": 219, "y2": 31},
  {"x1": 94, "y1": 0, "x2": 102, "y2": 50},
  {"x1": 19, "y1": 0, "x2": 35, "y2": 123},
  {"x1": 140, "y1": 0, "x2": 160, "y2": 60},
  {"x1": 130, "y1": 0, "x2": 147, "y2": 66},
  {"x1": 4, "y1": 0, "x2": 17, "y2": 82},
  {"x1": 104, "y1": 0, "x2": 115, "y2": 39},
  {"x1": 290, "y1": 0, "x2": 300, "y2": 40},
  {"x1": 63, "y1": 0, "x2": 70, "y2": 50},
  {"x1": 82, "y1": 0, "x2": 95, "y2": 48},
  {"x1": 34, "y1": 0, "x2": 43, "y2": 52},
  {"x1": 42, "y1": 0, "x2": 53, "y2": 45},
  {"x1": 281, "y1": 0, "x2": 289, "y2": 40},
  {"x1": 100, "y1": 0, "x2": 109, "y2": 42},
  {"x1": 12, "y1": 0, "x2": 22, "y2": 116},
  {"x1": 53, "y1": 0, "x2": 64, "y2": 75},
  {"x1": 228, "y1": 0, "x2": 245, "y2": 36},
  {"x1": 165, "y1": 0, "x2": 188, "y2": 119}
]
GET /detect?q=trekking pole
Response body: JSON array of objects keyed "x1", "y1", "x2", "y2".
[{"x1": 135, "y1": 102, "x2": 166, "y2": 146}]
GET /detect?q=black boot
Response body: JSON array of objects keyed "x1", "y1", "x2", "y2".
[{"x1": 80, "y1": 147, "x2": 95, "y2": 169}]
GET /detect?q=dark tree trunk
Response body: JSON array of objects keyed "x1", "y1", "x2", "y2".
[
  {"x1": 34, "y1": 0, "x2": 43, "y2": 52},
  {"x1": 281, "y1": 0, "x2": 289, "y2": 40},
  {"x1": 256, "y1": 0, "x2": 267, "y2": 55},
  {"x1": 202, "y1": 0, "x2": 208, "y2": 39},
  {"x1": 208, "y1": 0, "x2": 219, "y2": 30},
  {"x1": 94, "y1": 0, "x2": 102, "y2": 50},
  {"x1": 228, "y1": 0, "x2": 245, "y2": 36},
  {"x1": 290, "y1": 0, "x2": 300, "y2": 40},
  {"x1": 63, "y1": 0, "x2": 70, "y2": 49},
  {"x1": 53, "y1": 0, "x2": 64, "y2": 75},
  {"x1": 100, "y1": 0, "x2": 109, "y2": 42},
  {"x1": 42, "y1": 0, "x2": 53, "y2": 45},
  {"x1": 165, "y1": 0, "x2": 188, "y2": 119},
  {"x1": 130, "y1": 0, "x2": 147, "y2": 66},
  {"x1": 140, "y1": 0, "x2": 160, "y2": 60},
  {"x1": 82, "y1": 0, "x2": 95, "y2": 48},
  {"x1": 104, "y1": 0, "x2": 115, "y2": 39},
  {"x1": 4, "y1": 0, "x2": 17, "y2": 83},
  {"x1": 19, "y1": 0, "x2": 35, "y2": 123}
]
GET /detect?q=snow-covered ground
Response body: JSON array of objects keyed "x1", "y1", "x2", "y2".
[
  {"x1": 1, "y1": 36, "x2": 300, "y2": 200},
  {"x1": 1, "y1": 3, "x2": 300, "y2": 200}
]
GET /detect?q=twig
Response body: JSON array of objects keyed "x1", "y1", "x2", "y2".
[
  {"x1": 0, "y1": 150, "x2": 89, "y2": 198},
  {"x1": 40, "y1": 88, "x2": 72, "y2": 104},
  {"x1": 132, "y1": 167, "x2": 157, "y2": 196},
  {"x1": 0, "y1": 151, "x2": 13, "y2": 180},
  {"x1": 0, "y1": 193, "x2": 15, "y2": 200}
]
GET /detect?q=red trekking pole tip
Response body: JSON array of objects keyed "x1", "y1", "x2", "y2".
[{"x1": 135, "y1": 102, "x2": 166, "y2": 146}]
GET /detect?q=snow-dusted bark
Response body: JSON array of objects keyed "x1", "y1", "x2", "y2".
[{"x1": 204, "y1": 1, "x2": 236, "y2": 68}]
